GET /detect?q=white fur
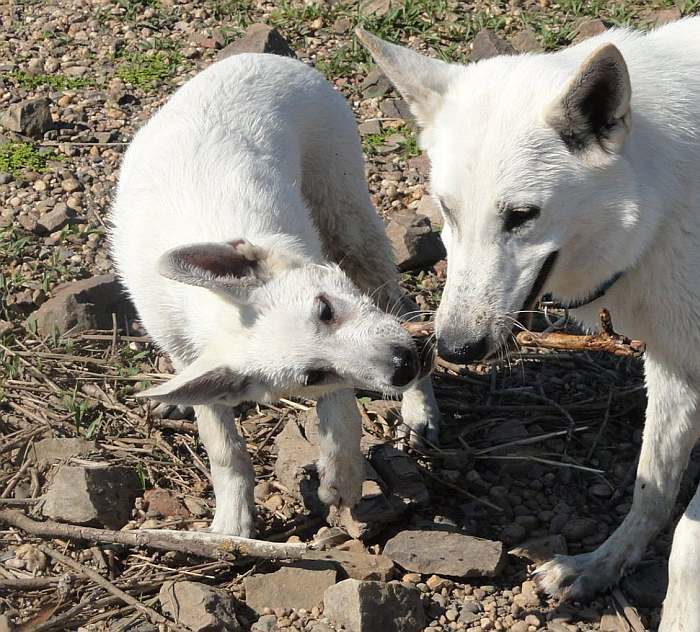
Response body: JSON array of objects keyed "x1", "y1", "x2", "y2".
[
  {"x1": 110, "y1": 53, "x2": 440, "y2": 536},
  {"x1": 360, "y1": 18, "x2": 700, "y2": 628}
]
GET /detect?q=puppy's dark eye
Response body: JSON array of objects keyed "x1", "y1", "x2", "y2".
[
  {"x1": 317, "y1": 295, "x2": 334, "y2": 323},
  {"x1": 304, "y1": 370, "x2": 325, "y2": 386},
  {"x1": 503, "y1": 205, "x2": 541, "y2": 232}
]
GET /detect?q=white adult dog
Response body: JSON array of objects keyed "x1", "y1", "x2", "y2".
[
  {"x1": 359, "y1": 17, "x2": 700, "y2": 630},
  {"x1": 110, "y1": 53, "x2": 440, "y2": 537}
]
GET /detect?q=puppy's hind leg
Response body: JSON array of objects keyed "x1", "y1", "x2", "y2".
[{"x1": 195, "y1": 403, "x2": 256, "y2": 537}]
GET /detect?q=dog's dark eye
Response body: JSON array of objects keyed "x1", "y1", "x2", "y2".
[
  {"x1": 317, "y1": 295, "x2": 334, "y2": 323},
  {"x1": 503, "y1": 205, "x2": 541, "y2": 232},
  {"x1": 304, "y1": 370, "x2": 326, "y2": 386}
]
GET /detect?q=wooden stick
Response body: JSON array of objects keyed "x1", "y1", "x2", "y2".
[
  {"x1": 0, "y1": 509, "x2": 314, "y2": 561},
  {"x1": 515, "y1": 330, "x2": 644, "y2": 358},
  {"x1": 401, "y1": 309, "x2": 646, "y2": 359},
  {"x1": 36, "y1": 545, "x2": 189, "y2": 632}
]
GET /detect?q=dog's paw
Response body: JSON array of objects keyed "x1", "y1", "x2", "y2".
[
  {"x1": 317, "y1": 454, "x2": 364, "y2": 509},
  {"x1": 399, "y1": 402, "x2": 441, "y2": 448},
  {"x1": 151, "y1": 402, "x2": 195, "y2": 420},
  {"x1": 209, "y1": 497, "x2": 255, "y2": 538},
  {"x1": 209, "y1": 506, "x2": 256, "y2": 538},
  {"x1": 533, "y1": 552, "x2": 621, "y2": 602}
]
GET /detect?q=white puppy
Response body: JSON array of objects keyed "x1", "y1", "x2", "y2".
[
  {"x1": 110, "y1": 53, "x2": 440, "y2": 536},
  {"x1": 359, "y1": 17, "x2": 700, "y2": 630}
]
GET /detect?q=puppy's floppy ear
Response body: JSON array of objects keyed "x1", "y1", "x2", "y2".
[
  {"x1": 137, "y1": 356, "x2": 261, "y2": 406},
  {"x1": 546, "y1": 43, "x2": 631, "y2": 156},
  {"x1": 157, "y1": 239, "x2": 289, "y2": 302},
  {"x1": 356, "y1": 28, "x2": 456, "y2": 129}
]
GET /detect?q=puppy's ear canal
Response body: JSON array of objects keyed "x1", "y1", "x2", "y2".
[
  {"x1": 355, "y1": 28, "x2": 455, "y2": 129},
  {"x1": 157, "y1": 239, "x2": 273, "y2": 301},
  {"x1": 547, "y1": 43, "x2": 631, "y2": 155}
]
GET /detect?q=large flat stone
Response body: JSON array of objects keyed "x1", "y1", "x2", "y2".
[
  {"x1": 244, "y1": 565, "x2": 336, "y2": 613},
  {"x1": 42, "y1": 463, "x2": 139, "y2": 529},
  {"x1": 324, "y1": 579, "x2": 424, "y2": 632},
  {"x1": 159, "y1": 580, "x2": 242, "y2": 631},
  {"x1": 26, "y1": 274, "x2": 134, "y2": 337},
  {"x1": 383, "y1": 530, "x2": 505, "y2": 578}
]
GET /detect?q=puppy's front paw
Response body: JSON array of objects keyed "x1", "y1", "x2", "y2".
[
  {"x1": 317, "y1": 454, "x2": 365, "y2": 509},
  {"x1": 209, "y1": 493, "x2": 256, "y2": 537}
]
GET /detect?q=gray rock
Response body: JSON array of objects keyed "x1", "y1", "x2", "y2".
[
  {"x1": 159, "y1": 580, "x2": 242, "y2": 631},
  {"x1": 332, "y1": 17, "x2": 352, "y2": 34},
  {"x1": 599, "y1": 613, "x2": 626, "y2": 632},
  {"x1": 416, "y1": 194, "x2": 442, "y2": 230},
  {"x1": 366, "y1": 443, "x2": 429, "y2": 506},
  {"x1": 274, "y1": 416, "x2": 324, "y2": 513},
  {"x1": 244, "y1": 566, "x2": 336, "y2": 613},
  {"x1": 315, "y1": 549, "x2": 394, "y2": 581},
  {"x1": 562, "y1": 516, "x2": 597, "y2": 542},
  {"x1": 383, "y1": 530, "x2": 505, "y2": 578},
  {"x1": 324, "y1": 579, "x2": 425, "y2": 632},
  {"x1": 274, "y1": 412, "x2": 406, "y2": 539},
  {"x1": 35, "y1": 205, "x2": 74, "y2": 235},
  {"x1": 386, "y1": 211, "x2": 446, "y2": 272},
  {"x1": 511, "y1": 29, "x2": 541, "y2": 53},
  {"x1": 359, "y1": 0, "x2": 394, "y2": 16},
  {"x1": 42, "y1": 463, "x2": 139, "y2": 529},
  {"x1": 1, "y1": 98, "x2": 53, "y2": 139},
  {"x1": 361, "y1": 68, "x2": 391, "y2": 99},
  {"x1": 26, "y1": 274, "x2": 135, "y2": 336},
  {"x1": 573, "y1": 19, "x2": 606, "y2": 43},
  {"x1": 508, "y1": 534, "x2": 568, "y2": 565},
  {"x1": 621, "y1": 560, "x2": 668, "y2": 608},
  {"x1": 470, "y1": 29, "x2": 515, "y2": 62},
  {"x1": 0, "y1": 172, "x2": 12, "y2": 185},
  {"x1": 379, "y1": 98, "x2": 412, "y2": 122},
  {"x1": 251, "y1": 614, "x2": 277, "y2": 632},
  {"x1": 31, "y1": 437, "x2": 96, "y2": 463},
  {"x1": 217, "y1": 24, "x2": 295, "y2": 60},
  {"x1": 514, "y1": 580, "x2": 540, "y2": 608},
  {"x1": 649, "y1": 7, "x2": 681, "y2": 27},
  {"x1": 358, "y1": 120, "x2": 381, "y2": 136}
]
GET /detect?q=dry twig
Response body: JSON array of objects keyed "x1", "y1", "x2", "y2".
[{"x1": 36, "y1": 544, "x2": 189, "y2": 632}]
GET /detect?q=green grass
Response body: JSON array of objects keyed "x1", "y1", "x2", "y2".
[
  {"x1": 0, "y1": 142, "x2": 55, "y2": 175},
  {"x1": 117, "y1": 0, "x2": 161, "y2": 21},
  {"x1": 363, "y1": 124, "x2": 419, "y2": 159},
  {"x1": 4, "y1": 70, "x2": 94, "y2": 91},
  {"x1": 116, "y1": 50, "x2": 181, "y2": 89}
]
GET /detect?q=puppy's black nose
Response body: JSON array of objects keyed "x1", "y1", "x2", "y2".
[
  {"x1": 437, "y1": 336, "x2": 489, "y2": 364},
  {"x1": 390, "y1": 345, "x2": 419, "y2": 387}
]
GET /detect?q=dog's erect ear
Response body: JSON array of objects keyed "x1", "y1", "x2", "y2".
[
  {"x1": 356, "y1": 28, "x2": 455, "y2": 129},
  {"x1": 158, "y1": 239, "x2": 287, "y2": 302},
  {"x1": 137, "y1": 358, "x2": 259, "y2": 406},
  {"x1": 546, "y1": 43, "x2": 631, "y2": 156}
]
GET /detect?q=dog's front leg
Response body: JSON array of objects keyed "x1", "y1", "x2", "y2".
[
  {"x1": 316, "y1": 389, "x2": 364, "y2": 510},
  {"x1": 195, "y1": 403, "x2": 256, "y2": 537},
  {"x1": 660, "y1": 480, "x2": 700, "y2": 631},
  {"x1": 535, "y1": 354, "x2": 700, "y2": 601}
]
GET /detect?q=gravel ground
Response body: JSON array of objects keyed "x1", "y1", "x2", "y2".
[{"x1": 2, "y1": 1, "x2": 700, "y2": 631}]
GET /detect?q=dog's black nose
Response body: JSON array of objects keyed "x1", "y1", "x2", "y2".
[
  {"x1": 390, "y1": 346, "x2": 419, "y2": 387},
  {"x1": 437, "y1": 337, "x2": 489, "y2": 364}
]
